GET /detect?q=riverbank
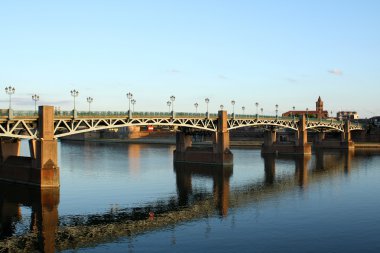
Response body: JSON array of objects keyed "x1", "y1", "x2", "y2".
[
  {"x1": 62, "y1": 138, "x2": 264, "y2": 147},
  {"x1": 61, "y1": 138, "x2": 380, "y2": 149}
]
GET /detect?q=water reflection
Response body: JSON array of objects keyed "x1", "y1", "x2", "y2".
[
  {"x1": 174, "y1": 164, "x2": 233, "y2": 216},
  {"x1": 262, "y1": 154, "x2": 310, "y2": 187},
  {"x1": 0, "y1": 182, "x2": 59, "y2": 253},
  {"x1": 1, "y1": 145, "x2": 378, "y2": 253}
]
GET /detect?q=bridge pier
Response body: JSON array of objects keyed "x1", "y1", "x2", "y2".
[
  {"x1": 0, "y1": 106, "x2": 59, "y2": 187},
  {"x1": 173, "y1": 111, "x2": 233, "y2": 165},
  {"x1": 261, "y1": 115, "x2": 311, "y2": 155},
  {"x1": 314, "y1": 120, "x2": 355, "y2": 150},
  {"x1": 0, "y1": 139, "x2": 21, "y2": 163}
]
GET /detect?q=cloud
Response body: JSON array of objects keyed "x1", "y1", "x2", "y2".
[
  {"x1": 218, "y1": 74, "x2": 228, "y2": 80},
  {"x1": 328, "y1": 69, "x2": 343, "y2": 76},
  {"x1": 168, "y1": 69, "x2": 180, "y2": 73},
  {"x1": 286, "y1": 78, "x2": 298, "y2": 83}
]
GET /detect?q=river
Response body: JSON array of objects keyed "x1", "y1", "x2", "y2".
[{"x1": 1, "y1": 141, "x2": 380, "y2": 252}]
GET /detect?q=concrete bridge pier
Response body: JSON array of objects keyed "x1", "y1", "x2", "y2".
[
  {"x1": 0, "y1": 106, "x2": 59, "y2": 187},
  {"x1": 32, "y1": 106, "x2": 60, "y2": 187},
  {"x1": 261, "y1": 115, "x2": 311, "y2": 155},
  {"x1": 295, "y1": 115, "x2": 312, "y2": 155},
  {"x1": 341, "y1": 120, "x2": 355, "y2": 150},
  {"x1": 314, "y1": 120, "x2": 355, "y2": 150},
  {"x1": 0, "y1": 138, "x2": 21, "y2": 163},
  {"x1": 173, "y1": 111, "x2": 233, "y2": 165}
]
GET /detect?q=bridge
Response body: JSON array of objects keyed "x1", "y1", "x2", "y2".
[{"x1": 0, "y1": 106, "x2": 365, "y2": 188}]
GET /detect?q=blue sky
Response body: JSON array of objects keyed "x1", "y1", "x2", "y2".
[{"x1": 0, "y1": 1, "x2": 379, "y2": 117}]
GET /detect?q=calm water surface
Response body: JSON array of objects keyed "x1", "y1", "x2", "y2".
[{"x1": 1, "y1": 141, "x2": 380, "y2": 252}]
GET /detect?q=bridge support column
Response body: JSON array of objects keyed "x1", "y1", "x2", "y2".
[
  {"x1": 341, "y1": 120, "x2": 355, "y2": 150},
  {"x1": 34, "y1": 106, "x2": 59, "y2": 187},
  {"x1": 295, "y1": 115, "x2": 312, "y2": 154},
  {"x1": 0, "y1": 139, "x2": 21, "y2": 163},
  {"x1": 261, "y1": 115, "x2": 311, "y2": 155},
  {"x1": 0, "y1": 106, "x2": 59, "y2": 187},
  {"x1": 213, "y1": 110, "x2": 233, "y2": 165},
  {"x1": 173, "y1": 111, "x2": 233, "y2": 165}
]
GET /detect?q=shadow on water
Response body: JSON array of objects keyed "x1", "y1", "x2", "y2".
[
  {"x1": 0, "y1": 148, "x2": 379, "y2": 252},
  {"x1": 0, "y1": 182, "x2": 59, "y2": 253}
]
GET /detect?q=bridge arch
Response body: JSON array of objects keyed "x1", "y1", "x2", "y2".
[
  {"x1": 306, "y1": 125, "x2": 344, "y2": 132},
  {"x1": 53, "y1": 118, "x2": 218, "y2": 138}
]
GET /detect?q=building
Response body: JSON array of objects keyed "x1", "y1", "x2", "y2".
[
  {"x1": 282, "y1": 96, "x2": 329, "y2": 119},
  {"x1": 336, "y1": 111, "x2": 359, "y2": 120}
]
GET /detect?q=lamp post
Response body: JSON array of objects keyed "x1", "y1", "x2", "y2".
[
  {"x1": 194, "y1": 102, "x2": 198, "y2": 113},
  {"x1": 205, "y1": 98, "x2": 210, "y2": 118},
  {"x1": 260, "y1": 108, "x2": 263, "y2": 116},
  {"x1": 242, "y1": 106, "x2": 245, "y2": 115},
  {"x1": 220, "y1": 104, "x2": 224, "y2": 110},
  {"x1": 292, "y1": 106, "x2": 295, "y2": 119},
  {"x1": 275, "y1": 104, "x2": 279, "y2": 119},
  {"x1": 306, "y1": 108, "x2": 309, "y2": 121},
  {"x1": 131, "y1": 99, "x2": 136, "y2": 112},
  {"x1": 255, "y1": 102, "x2": 259, "y2": 116},
  {"x1": 167, "y1": 101, "x2": 171, "y2": 113},
  {"x1": 32, "y1": 94, "x2": 39, "y2": 114},
  {"x1": 126, "y1": 92, "x2": 133, "y2": 117},
  {"x1": 5, "y1": 86, "x2": 15, "y2": 110},
  {"x1": 231, "y1": 100, "x2": 235, "y2": 117},
  {"x1": 70, "y1": 90, "x2": 79, "y2": 117},
  {"x1": 170, "y1": 95, "x2": 175, "y2": 111},
  {"x1": 86, "y1": 97, "x2": 93, "y2": 113}
]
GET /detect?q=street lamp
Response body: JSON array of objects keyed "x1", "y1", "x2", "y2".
[
  {"x1": 32, "y1": 94, "x2": 39, "y2": 114},
  {"x1": 5, "y1": 86, "x2": 15, "y2": 110},
  {"x1": 275, "y1": 104, "x2": 279, "y2": 118},
  {"x1": 70, "y1": 89, "x2": 79, "y2": 111},
  {"x1": 220, "y1": 104, "x2": 224, "y2": 110},
  {"x1": 126, "y1": 92, "x2": 133, "y2": 113},
  {"x1": 205, "y1": 98, "x2": 210, "y2": 117},
  {"x1": 292, "y1": 106, "x2": 296, "y2": 119},
  {"x1": 231, "y1": 100, "x2": 235, "y2": 115},
  {"x1": 260, "y1": 108, "x2": 263, "y2": 116},
  {"x1": 242, "y1": 106, "x2": 245, "y2": 115},
  {"x1": 131, "y1": 99, "x2": 136, "y2": 112},
  {"x1": 255, "y1": 102, "x2": 259, "y2": 116},
  {"x1": 306, "y1": 107, "x2": 309, "y2": 121},
  {"x1": 87, "y1": 97, "x2": 93, "y2": 113},
  {"x1": 167, "y1": 101, "x2": 171, "y2": 113},
  {"x1": 194, "y1": 102, "x2": 198, "y2": 113},
  {"x1": 170, "y1": 95, "x2": 175, "y2": 112}
]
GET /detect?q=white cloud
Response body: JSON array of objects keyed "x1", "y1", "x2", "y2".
[
  {"x1": 328, "y1": 69, "x2": 343, "y2": 76},
  {"x1": 168, "y1": 69, "x2": 180, "y2": 73}
]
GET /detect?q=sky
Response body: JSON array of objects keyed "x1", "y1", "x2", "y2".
[{"x1": 0, "y1": 0, "x2": 379, "y2": 117}]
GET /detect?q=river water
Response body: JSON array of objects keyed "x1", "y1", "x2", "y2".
[{"x1": 1, "y1": 141, "x2": 380, "y2": 252}]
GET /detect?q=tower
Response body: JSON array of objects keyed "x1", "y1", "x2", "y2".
[{"x1": 316, "y1": 96, "x2": 323, "y2": 118}]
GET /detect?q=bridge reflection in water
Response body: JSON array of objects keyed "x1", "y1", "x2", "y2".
[
  {"x1": 0, "y1": 149, "x2": 363, "y2": 252},
  {"x1": 0, "y1": 182, "x2": 59, "y2": 253}
]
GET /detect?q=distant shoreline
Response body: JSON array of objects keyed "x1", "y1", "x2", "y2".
[{"x1": 60, "y1": 138, "x2": 380, "y2": 148}]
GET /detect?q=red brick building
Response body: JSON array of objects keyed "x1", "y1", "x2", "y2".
[{"x1": 282, "y1": 96, "x2": 329, "y2": 119}]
